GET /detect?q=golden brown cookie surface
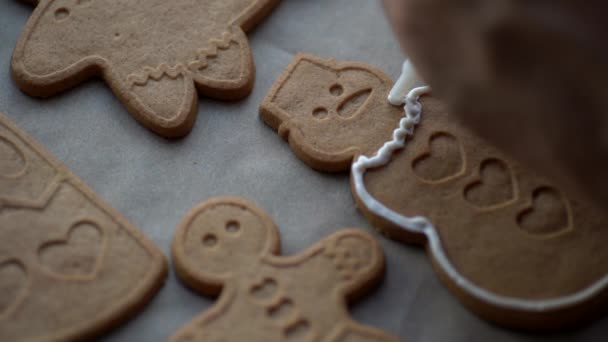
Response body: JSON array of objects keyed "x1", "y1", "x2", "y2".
[
  {"x1": 171, "y1": 197, "x2": 397, "y2": 342},
  {"x1": 0, "y1": 112, "x2": 167, "y2": 341},
  {"x1": 12, "y1": 0, "x2": 280, "y2": 137},
  {"x1": 261, "y1": 54, "x2": 608, "y2": 330},
  {"x1": 354, "y1": 95, "x2": 608, "y2": 329},
  {"x1": 260, "y1": 53, "x2": 403, "y2": 172}
]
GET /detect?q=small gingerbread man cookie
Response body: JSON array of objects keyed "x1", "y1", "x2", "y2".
[
  {"x1": 12, "y1": 0, "x2": 280, "y2": 137},
  {"x1": 260, "y1": 55, "x2": 608, "y2": 330},
  {"x1": 170, "y1": 197, "x2": 398, "y2": 342}
]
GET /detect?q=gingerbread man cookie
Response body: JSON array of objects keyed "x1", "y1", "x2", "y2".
[
  {"x1": 0, "y1": 112, "x2": 167, "y2": 341},
  {"x1": 260, "y1": 55, "x2": 608, "y2": 330},
  {"x1": 260, "y1": 53, "x2": 403, "y2": 172},
  {"x1": 171, "y1": 197, "x2": 398, "y2": 342},
  {"x1": 12, "y1": 0, "x2": 280, "y2": 137}
]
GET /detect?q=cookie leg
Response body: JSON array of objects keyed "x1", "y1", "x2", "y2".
[{"x1": 122, "y1": 71, "x2": 198, "y2": 138}]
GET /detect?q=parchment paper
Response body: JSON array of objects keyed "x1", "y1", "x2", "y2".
[{"x1": 1, "y1": 1, "x2": 607, "y2": 341}]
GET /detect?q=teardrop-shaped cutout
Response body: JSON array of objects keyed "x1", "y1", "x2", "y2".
[
  {"x1": 0, "y1": 136, "x2": 26, "y2": 178},
  {"x1": 337, "y1": 88, "x2": 372, "y2": 118}
]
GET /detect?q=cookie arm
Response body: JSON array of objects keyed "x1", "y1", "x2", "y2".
[
  {"x1": 323, "y1": 229, "x2": 385, "y2": 301},
  {"x1": 265, "y1": 229, "x2": 385, "y2": 301}
]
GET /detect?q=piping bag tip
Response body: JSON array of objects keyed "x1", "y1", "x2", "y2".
[{"x1": 388, "y1": 59, "x2": 420, "y2": 106}]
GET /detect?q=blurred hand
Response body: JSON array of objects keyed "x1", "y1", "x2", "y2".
[{"x1": 383, "y1": 0, "x2": 608, "y2": 212}]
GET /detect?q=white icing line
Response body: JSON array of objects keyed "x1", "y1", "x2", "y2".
[
  {"x1": 388, "y1": 60, "x2": 419, "y2": 106},
  {"x1": 351, "y1": 61, "x2": 608, "y2": 312}
]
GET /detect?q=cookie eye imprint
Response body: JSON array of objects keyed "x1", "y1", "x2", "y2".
[
  {"x1": 329, "y1": 84, "x2": 344, "y2": 96},
  {"x1": 312, "y1": 107, "x2": 329, "y2": 120},
  {"x1": 54, "y1": 7, "x2": 70, "y2": 21},
  {"x1": 202, "y1": 233, "x2": 218, "y2": 247},
  {"x1": 225, "y1": 220, "x2": 240, "y2": 234}
]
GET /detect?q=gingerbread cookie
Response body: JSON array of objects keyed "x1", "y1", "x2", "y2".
[
  {"x1": 171, "y1": 197, "x2": 398, "y2": 341},
  {"x1": 0, "y1": 112, "x2": 167, "y2": 341},
  {"x1": 12, "y1": 0, "x2": 280, "y2": 138},
  {"x1": 261, "y1": 56, "x2": 608, "y2": 330},
  {"x1": 260, "y1": 53, "x2": 404, "y2": 172}
]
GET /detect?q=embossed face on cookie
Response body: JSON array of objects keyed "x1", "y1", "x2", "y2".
[
  {"x1": 261, "y1": 55, "x2": 405, "y2": 168},
  {"x1": 175, "y1": 201, "x2": 280, "y2": 282}
]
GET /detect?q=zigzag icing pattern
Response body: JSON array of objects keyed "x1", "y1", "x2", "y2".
[{"x1": 127, "y1": 31, "x2": 234, "y2": 87}]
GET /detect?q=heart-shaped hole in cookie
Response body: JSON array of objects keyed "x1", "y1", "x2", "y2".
[
  {"x1": 38, "y1": 221, "x2": 105, "y2": 279},
  {"x1": 464, "y1": 158, "x2": 515, "y2": 208},
  {"x1": 517, "y1": 187, "x2": 571, "y2": 235},
  {"x1": 0, "y1": 259, "x2": 27, "y2": 318},
  {"x1": 412, "y1": 132, "x2": 464, "y2": 183}
]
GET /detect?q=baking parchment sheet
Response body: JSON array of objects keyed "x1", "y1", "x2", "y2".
[{"x1": 1, "y1": 1, "x2": 607, "y2": 341}]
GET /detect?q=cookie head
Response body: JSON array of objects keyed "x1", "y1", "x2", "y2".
[
  {"x1": 260, "y1": 54, "x2": 404, "y2": 171},
  {"x1": 266, "y1": 57, "x2": 381, "y2": 122},
  {"x1": 12, "y1": 0, "x2": 101, "y2": 84},
  {"x1": 172, "y1": 197, "x2": 281, "y2": 295}
]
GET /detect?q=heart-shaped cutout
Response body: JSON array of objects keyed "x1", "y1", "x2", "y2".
[
  {"x1": 464, "y1": 158, "x2": 515, "y2": 208},
  {"x1": 517, "y1": 187, "x2": 571, "y2": 235},
  {"x1": 0, "y1": 259, "x2": 28, "y2": 319},
  {"x1": 412, "y1": 132, "x2": 464, "y2": 183},
  {"x1": 38, "y1": 221, "x2": 105, "y2": 279}
]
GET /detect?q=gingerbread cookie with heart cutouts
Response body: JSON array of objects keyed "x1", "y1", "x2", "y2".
[
  {"x1": 261, "y1": 55, "x2": 608, "y2": 330},
  {"x1": 0, "y1": 112, "x2": 167, "y2": 341},
  {"x1": 171, "y1": 197, "x2": 398, "y2": 342},
  {"x1": 12, "y1": 0, "x2": 280, "y2": 138}
]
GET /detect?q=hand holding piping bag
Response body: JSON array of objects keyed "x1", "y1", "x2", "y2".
[{"x1": 383, "y1": 0, "x2": 608, "y2": 213}]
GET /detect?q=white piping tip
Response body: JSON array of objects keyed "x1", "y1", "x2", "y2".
[{"x1": 388, "y1": 59, "x2": 420, "y2": 106}]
